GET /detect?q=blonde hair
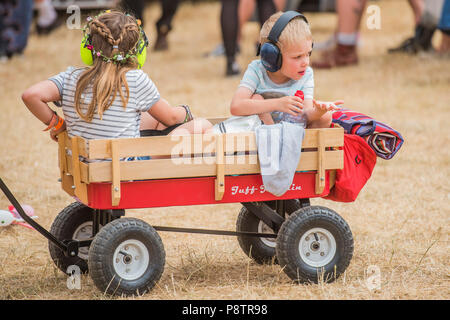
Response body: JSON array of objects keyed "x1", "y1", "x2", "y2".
[
  {"x1": 75, "y1": 11, "x2": 141, "y2": 122},
  {"x1": 260, "y1": 11, "x2": 312, "y2": 50}
]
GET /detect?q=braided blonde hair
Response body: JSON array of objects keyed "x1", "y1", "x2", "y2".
[{"x1": 75, "y1": 11, "x2": 141, "y2": 121}]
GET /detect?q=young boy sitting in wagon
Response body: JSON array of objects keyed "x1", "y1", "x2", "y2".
[{"x1": 230, "y1": 11, "x2": 344, "y2": 128}]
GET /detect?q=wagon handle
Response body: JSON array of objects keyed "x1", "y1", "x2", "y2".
[{"x1": 0, "y1": 177, "x2": 68, "y2": 253}]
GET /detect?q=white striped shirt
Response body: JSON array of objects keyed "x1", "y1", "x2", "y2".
[{"x1": 49, "y1": 67, "x2": 160, "y2": 140}]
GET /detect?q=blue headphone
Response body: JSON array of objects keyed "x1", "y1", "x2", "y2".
[{"x1": 257, "y1": 11, "x2": 310, "y2": 72}]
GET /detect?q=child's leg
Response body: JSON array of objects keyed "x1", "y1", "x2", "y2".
[
  {"x1": 307, "y1": 111, "x2": 333, "y2": 128},
  {"x1": 169, "y1": 118, "x2": 213, "y2": 135},
  {"x1": 252, "y1": 93, "x2": 274, "y2": 125}
]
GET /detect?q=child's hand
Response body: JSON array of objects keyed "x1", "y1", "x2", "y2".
[
  {"x1": 313, "y1": 99, "x2": 344, "y2": 113},
  {"x1": 49, "y1": 121, "x2": 67, "y2": 142},
  {"x1": 277, "y1": 96, "x2": 304, "y2": 116}
]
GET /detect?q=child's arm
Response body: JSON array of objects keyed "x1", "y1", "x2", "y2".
[
  {"x1": 230, "y1": 87, "x2": 303, "y2": 117},
  {"x1": 147, "y1": 98, "x2": 189, "y2": 127},
  {"x1": 22, "y1": 80, "x2": 66, "y2": 141}
]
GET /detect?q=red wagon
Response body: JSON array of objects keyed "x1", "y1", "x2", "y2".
[{"x1": 3, "y1": 121, "x2": 354, "y2": 296}]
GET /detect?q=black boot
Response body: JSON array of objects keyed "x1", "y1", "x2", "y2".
[
  {"x1": 226, "y1": 59, "x2": 240, "y2": 76},
  {"x1": 415, "y1": 24, "x2": 436, "y2": 51},
  {"x1": 154, "y1": 26, "x2": 169, "y2": 51},
  {"x1": 388, "y1": 24, "x2": 436, "y2": 54}
]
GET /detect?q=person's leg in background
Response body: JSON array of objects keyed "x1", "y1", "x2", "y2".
[
  {"x1": 312, "y1": 0, "x2": 367, "y2": 69},
  {"x1": 255, "y1": 0, "x2": 277, "y2": 28},
  {"x1": 238, "y1": 0, "x2": 277, "y2": 55},
  {"x1": 407, "y1": 0, "x2": 425, "y2": 25},
  {"x1": 34, "y1": 0, "x2": 60, "y2": 35},
  {"x1": 388, "y1": 0, "x2": 439, "y2": 54},
  {"x1": 221, "y1": 0, "x2": 240, "y2": 76},
  {"x1": 238, "y1": 0, "x2": 256, "y2": 46},
  {"x1": 120, "y1": 0, "x2": 146, "y2": 24},
  {"x1": 437, "y1": 0, "x2": 450, "y2": 54},
  {"x1": 154, "y1": 0, "x2": 180, "y2": 51},
  {"x1": 0, "y1": 2, "x2": 7, "y2": 61},
  {"x1": 208, "y1": 0, "x2": 279, "y2": 59},
  {"x1": 2, "y1": 0, "x2": 33, "y2": 58}
]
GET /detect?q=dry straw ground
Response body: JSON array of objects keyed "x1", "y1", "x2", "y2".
[{"x1": 0, "y1": 0, "x2": 449, "y2": 300}]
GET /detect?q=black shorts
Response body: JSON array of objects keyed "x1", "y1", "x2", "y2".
[{"x1": 139, "y1": 123, "x2": 183, "y2": 137}]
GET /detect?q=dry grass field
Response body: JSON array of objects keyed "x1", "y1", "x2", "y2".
[{"x1": 0, "y1": 0, "x2": 449, "y2": 300}]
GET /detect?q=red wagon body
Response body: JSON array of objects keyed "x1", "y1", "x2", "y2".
[
  {"x1": 41, "y1": 124, "x2": 355, "y2": 296},
  {"x1": 86, "y1": 171, "x2": 332, "y2": 209}
]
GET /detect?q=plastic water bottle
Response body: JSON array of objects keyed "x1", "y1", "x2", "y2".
[{"x1": 282, "y1": 90, "x2": 307, "y2": 126}]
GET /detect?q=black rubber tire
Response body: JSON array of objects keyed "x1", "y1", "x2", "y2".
[
  {"x1": 236, "y1": 199, "x2": 302, "y2": 264},
  {"x1": 276, "y1": 206, "x2": 354, "y2": 284},
  {"x1": 88, "y1": 218, "x2": 165, "y2": 296},
  {"x1": 48, "y1": 202, "x2": 95, "y2": 274}
]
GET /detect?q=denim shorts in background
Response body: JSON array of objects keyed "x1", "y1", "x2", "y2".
[{"x1": 438, "y1": 0, "x2": 450, "y2": 32}]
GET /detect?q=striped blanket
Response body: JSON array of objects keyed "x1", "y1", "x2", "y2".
[{"x1": 331, "y1": 109, "x2": 404, "y2": 160}]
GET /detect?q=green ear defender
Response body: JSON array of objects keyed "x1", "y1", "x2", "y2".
[
  {"x1": 80, "y1": 20, "x2": 149, "y2": 69},
  {"x1": 80, "y1": 34, "x2": 94, "y2": 66},
  {"x1": 136, "y1": 32, "x2": 148, "y2": 69}
]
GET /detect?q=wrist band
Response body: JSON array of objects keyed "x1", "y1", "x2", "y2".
[
  {"x1": 52, "y1": 116, "x2": 65, "y2": 132},
  {"x1": 43, "y1": 111, "x2": 58, "y2": 131},
  {"x1": 181, "y1": 105, "x2": 193, "y2": 123}
]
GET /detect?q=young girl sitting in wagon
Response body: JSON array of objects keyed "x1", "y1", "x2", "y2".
[{"x1": 22, "y1": 10, "x2": 212, "y2": 144}]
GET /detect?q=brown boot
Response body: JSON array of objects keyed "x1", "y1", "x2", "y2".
[{"x1": 312, "y1": 44, "x2": 358, "y2": 69}]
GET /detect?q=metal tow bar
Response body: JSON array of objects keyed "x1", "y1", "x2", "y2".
[{"x1": 0, "y1": 177, "x2": 76, "y2": 256}]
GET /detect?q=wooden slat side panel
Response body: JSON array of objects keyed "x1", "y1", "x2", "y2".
[
  {"x1": 87, "y1": 150, "x2": 343, "y2": 183},
  {"x1": 77, "y1": 137, "x2": 89, "y2": 158},
  {"x1": 303, "y1": 127, "x2": 344, "y2": 148},
  {"x1": 58, "y1": 132, "x2": 75, "y2": 197},
  {"x1": 66, "y1": 155, "x2": 90, "y2": 183},
  {"x1": 221, "y1": 127, "x2": 344, "y2": 153},
  {"x1": 88, "y1": 134, "x2": 218, "y2": 159},
  {"x1": 86, "y1": 127, "x2": 343, "y2": 160}
]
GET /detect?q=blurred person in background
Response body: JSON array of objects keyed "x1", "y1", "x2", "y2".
[
  {"x1": 436, "y1": 0, "x2": 450, "y2": 54},
  {"x1": 0, "y1": 0, "x2": 33, "y2": 61},
  {"x1": 153, "y1": 0, "x2": 180, "y2": 51},
  {"x1": 120, "y1": 0, "x2": 181, "y2": 51},
  {"x1": 387, "y1": 0, "x2": 449, "y2": 54},
  {"x1": 312, "y1": 0, "x2": 367, "y2": 69},
  {"x1": 120, "y1": 0, "x2": 145, "y2": 23},
  {"x1": 35, "y1": 0, "x2": 61, "y2": 35},
  {"x1": 219, "y1": 0, "x2": 280, "y2": 77}
]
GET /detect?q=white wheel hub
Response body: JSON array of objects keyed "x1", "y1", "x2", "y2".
[
  {"x1": 113, "y1": 239, "x2": 149, "y2": 280},
  {"x1": 72, "y1": 222, "x2": 94, "y2": 260},
  {"x1": 258, "y1": 221, "x2": 276, "y2": 248},
  {"x1": 299, "y1": 228, "x2": 336, "y2": 267}
]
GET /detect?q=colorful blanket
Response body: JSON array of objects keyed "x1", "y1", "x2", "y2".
[{"x1": 332, "y1": 109, "x2": 404, "y2": 160}]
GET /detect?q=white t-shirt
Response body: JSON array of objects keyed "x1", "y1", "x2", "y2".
[{"x1": 49, "y1": 67, "x2": 160, "y2": 140}]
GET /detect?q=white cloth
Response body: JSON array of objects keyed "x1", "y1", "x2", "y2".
[
  {"x1": 211, "y1": 115, "x2": 262, "y2": 134},
  {"x1": 255, "y1": 122, "x2": 305, "y2": 196}
]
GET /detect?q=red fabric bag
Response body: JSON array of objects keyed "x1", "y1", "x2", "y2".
[{"x1": 324, "y1": 134, "x2": 377, "y2": 202}]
